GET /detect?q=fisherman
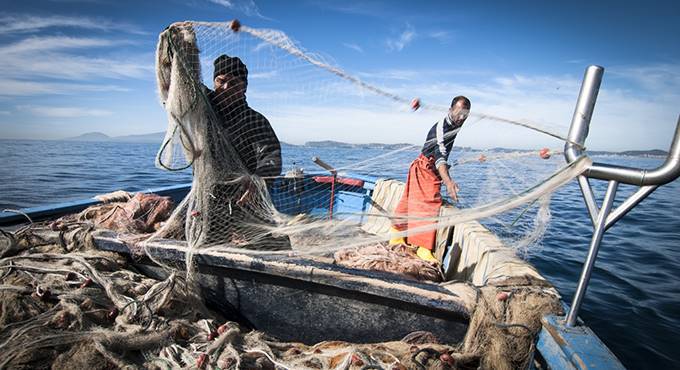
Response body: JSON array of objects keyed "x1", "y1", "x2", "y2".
[
  {"x1": 208, "y1": 54, "x2": 282, "y2": 181},
  {"x1": 207, "y1": 54, "x2": 289, "y2": 250},
  {"x1": 390, "y1": 96, "x2": 471, "y2": 262}
]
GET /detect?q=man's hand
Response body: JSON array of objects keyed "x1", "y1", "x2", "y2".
[
  {"x1": 214, "y1": 75, "x2": 230, "y2": 95},
  {"x1": 436, "y1": 163, "x2": 460, "y2": 203},
  {"x1": 445, "y1": 180, "x2": 460, "y2": 203},
  {"x1": 236, "y1": 176, "x2": 258, "y2": 206}
]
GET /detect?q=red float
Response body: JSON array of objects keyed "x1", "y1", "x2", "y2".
[
  {"x1": 410, "y1": 98, "x2": 421, "y2": 111},
  {"x1": 229, "y1": 19, "x2": 241, "y2": 32}
]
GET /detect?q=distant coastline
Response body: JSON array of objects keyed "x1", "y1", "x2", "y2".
[
  {"x1": 3, "y1": 132, "x2": 667, "y2": 157},
  {"x1": 61, "y1": 131, "x2": 166, "y2": 143}
]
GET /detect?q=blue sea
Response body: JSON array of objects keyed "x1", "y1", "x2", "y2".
[{"x1": 1, "y1": 139, "x2": 679, "y2": 369}]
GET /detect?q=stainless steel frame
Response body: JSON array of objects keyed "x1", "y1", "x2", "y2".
[{"x1": 563, "y1": 65, "x2": 680, "y2": 327}]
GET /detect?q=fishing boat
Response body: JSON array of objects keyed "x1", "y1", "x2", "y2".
[
  {"x1": 2, "y1": 66, "x2": 678, "y2": 369},
  {"x1": 2, "y1": 14, "x2": 679, "y2": 367}
]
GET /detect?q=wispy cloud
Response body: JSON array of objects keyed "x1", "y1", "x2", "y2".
[
  {"x1": 428, "y1": 30, "x2": 452, "y2": 43},
  {"x1": 386, "y1": 24, "x2": 416, "y2": 52},
  {"x1": 0, "y1": 13, "x2": 148, "y2": 35},
  {"x1": 206, "y1": 0, "x2": 269, "y2": 19},
  {"x1": 358, "y1": 67, "x2": 489, "y2": 82},
  {"x1": 0, "y1": 35, "x2": 153, "y2": 82},
  {"x1": 312, "y1": 1, "x2": 379, "y2": 17},
  {"x1": 342, "y1": 42, "x2": 364, "y2": 53},
  {"x1": 0, "y1": 35, "x2": 121, "y2": 54},
  {"x1": 608, "y1": 63, "x2": 680, "y2": 99},
  {"x1": 18, "y1": 105, "x2": 113, "y2": 118},
  {"x1": 250, "y1": 70, "x2": 278, "y2": 79},
  {"x1": 0, "y1": 110, "x2": 10, "y2": 115},
  {"x1": 358, "y1": 69, "x2": 420, "y2": 81},
  {"x1": 0, "y1": 79, "x2": 130, "y2": 97}
]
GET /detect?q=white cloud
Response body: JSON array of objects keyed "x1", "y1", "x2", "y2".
[
  {"x1": 608, "y1": 63, "x2": 680, "y2": 100},
  {"x1": 428, "y1": 30, "x2": 452, "y2": 43},
  {"x1": 0, "y1": 14, "x2": 147, "y2": 35},
  {"x1": 0, "y1": 110, "x2": 10, "y2": 115},
  {"x1": 386, "y1": 24, "x2": 416, "y2": 52},
  {"x1": 0, "y1": 35, "x2": 154, "y2": 82},
  {"x1": 249, "y1": 70, "x2": 278, "y2": 79},
  {"x1": 311, "y1": 1, "x2": 389, "y2": 19},
  {"x1": 253, "y1": 62, "x2": 680, "y2": 151},
  {"x1": 0, "y1": 79, "x2": 130, "y2": 96},
  {"x1": 342, "y1": 43, "x2": 364, "y2": 53},
  {"x1": 207, "y1": 0, "x2": 269, "y2": 19},
  {"x1": 0, "y1": 35, "x2": 121, "y2": 54},
  {"x1": 18, "y1": 105, "x2": 113, "y2": 118}
]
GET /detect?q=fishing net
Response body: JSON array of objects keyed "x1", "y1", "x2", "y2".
[{"x1": 147, "y1": 20, "x2": 583, "y2": 260}]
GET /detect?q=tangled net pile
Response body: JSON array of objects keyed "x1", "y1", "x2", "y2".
[{"x1": 0, "y1": 222, "x2": 561, "y2": 369}]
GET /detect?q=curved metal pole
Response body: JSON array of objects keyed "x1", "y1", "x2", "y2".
[
  {"x1": 565, "y1": 66, "x2": 680, "y2": 186},
  {"x1": 566, "y1": 180, "x2": 619, "y2": 327},
  {"x1": 564, "y1": 65, "x2": 604, "y2": 164}
]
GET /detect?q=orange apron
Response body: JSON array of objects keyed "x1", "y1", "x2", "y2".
[{"x1": 393, "y1": 154, "x2": 442, "y2": 250}]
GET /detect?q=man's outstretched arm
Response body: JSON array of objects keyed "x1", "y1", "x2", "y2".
[{"x1": 437, "y1": 163, "x2": 459, "y2": 202}]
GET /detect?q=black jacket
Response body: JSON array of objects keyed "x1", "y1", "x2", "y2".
[{"x1": 208, "y1": 90, "x2": 282, "y2": 179}]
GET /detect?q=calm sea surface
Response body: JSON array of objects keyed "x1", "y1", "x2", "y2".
[{"x1": 1, "y1": 139, "x2": 679, "y2": 369}]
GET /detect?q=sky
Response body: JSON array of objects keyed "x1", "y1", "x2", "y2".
[{"x1": 0, "y1": 0, "x2": 679, "y2": 151}]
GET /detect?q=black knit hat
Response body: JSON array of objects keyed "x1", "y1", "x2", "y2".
[{"x1": 213, "y1": 54, "x2": 248, "y2": 80}]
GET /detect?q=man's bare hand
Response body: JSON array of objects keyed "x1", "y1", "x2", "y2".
[
  {"x1": 214, "y1": 75, "x2": 230, "y2": 95},
  {"x1": 446, "y1": 181, "x2": 460, "y2": 203},
  {"x1": 236, "y1": 176, "x2": 258, "y2": 206}
]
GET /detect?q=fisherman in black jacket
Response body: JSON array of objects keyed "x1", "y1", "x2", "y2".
[
  {"x1": 206, "y1": 54, "x2": 289, "y2": 250},
  {"x1": 209, "y1": 54, "x2": 282, "y2": 180}
]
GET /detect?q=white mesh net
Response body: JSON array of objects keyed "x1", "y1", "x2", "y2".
[
  {"x1": 148, "y1": 20, "x2": 588, "y2": 261},
  {"x1": 0, "y1": 19, "x2": 595, "y2": 370}
]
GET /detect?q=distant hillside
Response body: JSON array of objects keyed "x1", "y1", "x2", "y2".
[
  {"x1": 589, "y1": 149, "x2": 668, "y2": 157},
  {"x1": 64, "y1": 132, "x2": 111, "y2": 142},
  {"x1": 618, "y1": 149, "x2": 668, "y2": 157},
  {"x1": 113, "y1": 132, "x2": 166, "y2": 143},
  {"x1": 63, "y1": 132, "x2": 165, "y2": 143},
  {"x1": 304, "y1": 140, "x2": 415, "y2": 150}
]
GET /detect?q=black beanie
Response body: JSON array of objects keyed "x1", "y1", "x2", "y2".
[{"x1": 213, "y1": 54, "x2": 248, "y2": 80}]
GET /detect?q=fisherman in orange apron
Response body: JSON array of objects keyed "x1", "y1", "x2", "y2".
[{"x1": 390, "y1": 96, "x2": 471, "y2": 262}]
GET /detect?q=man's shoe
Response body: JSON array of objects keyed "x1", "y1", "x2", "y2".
[
  {"x1": 389, "y1": 227, "x2": 406, "y2": 245},
  {"x1": 416, "y1": 247, "x2": 438, "y2": 262}
]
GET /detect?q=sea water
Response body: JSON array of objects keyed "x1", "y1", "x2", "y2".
[{"x1": 1, "y1": 139, "x2": 678, "y2": 369}]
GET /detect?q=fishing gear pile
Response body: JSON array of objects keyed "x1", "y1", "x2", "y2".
[{"x1": 1, "y1": 222, "x2": 561, "y2": 369}]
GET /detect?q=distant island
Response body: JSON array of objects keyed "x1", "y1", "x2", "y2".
[
  {"x1": 63, "y1": 132, "x2": 166, "y2": 143},
  {"x1": 58, "y1": 133, "x2": 667, "y2": 157},
  {"x1": 589, "y1": 149, "x2": 669, "y2": 157},
  {"x1": 301, "y1": 140, "x2": 416, "y2": 150}
]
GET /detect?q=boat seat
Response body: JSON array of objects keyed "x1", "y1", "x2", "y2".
[
  {"x1": 361, "y1": 179, "x2": 405, "y2": 236},
  {"x1": 445, "y1": 220, "x2": 548, "y2": 286}
]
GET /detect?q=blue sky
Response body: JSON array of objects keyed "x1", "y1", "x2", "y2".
[{"x1": 0, "y1": 0, "x2": 678, "y2": 151}]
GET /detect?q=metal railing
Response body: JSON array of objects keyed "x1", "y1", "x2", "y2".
[{"x1": 563, "y1": 65, "x2": 680, "y2": 327}]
